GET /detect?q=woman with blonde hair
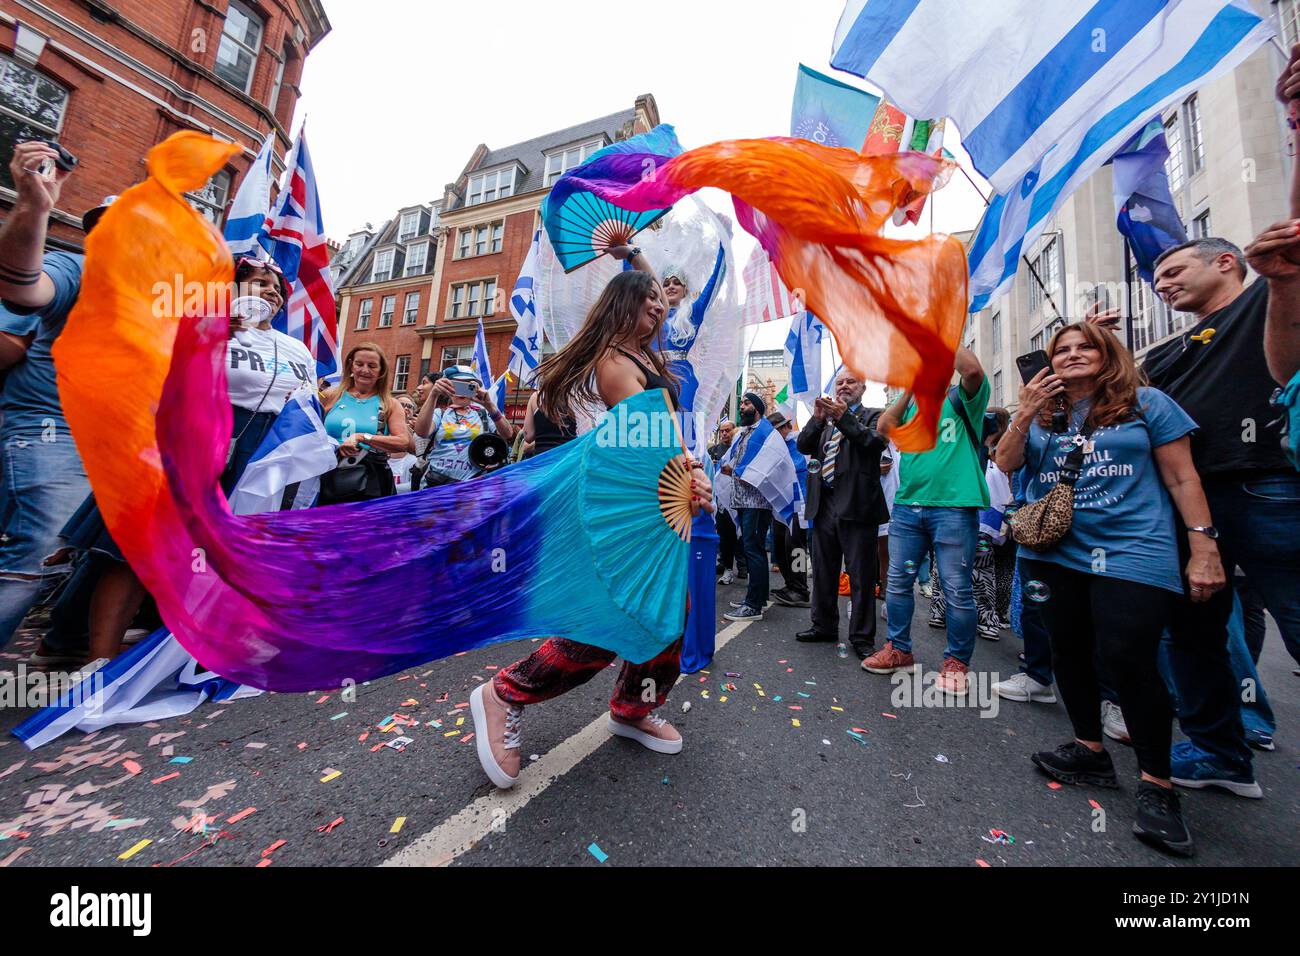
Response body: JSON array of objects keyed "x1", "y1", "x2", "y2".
[
  {"x1": 317, "y1": 342, "x2": 413, "y2": 505},
  {"x1": 996, "y1": 321, "x2": 1225, "y2": 857},
  {"x1": 470, "y1": 267, "x2": 713, "y2": 790}
]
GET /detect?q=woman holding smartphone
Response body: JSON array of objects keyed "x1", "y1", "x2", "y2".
[
  {"x1": 996, "y1": 321, "x2": 1224, "y2": 857},
  {"x1": 413, "y1": 365, "x2": 516, "y2": 486}
]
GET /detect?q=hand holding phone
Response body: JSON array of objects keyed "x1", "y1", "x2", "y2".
[{"x1": 1016, "y1": 349, "x2": 1051, "y2": 385}]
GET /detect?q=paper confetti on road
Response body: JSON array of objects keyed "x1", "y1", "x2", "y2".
[
  {"x1": 150, "y1": 772, "x2": 179, "y2": 785},
  {"x1": 1047, "y1": 781, "x2": 1063, "y2": 790},
  {"x1": 261, "y1": 839, "x2": 286, "y2": 857},
  {"x1": 226, "y1": 807, "x2": 257, "y2": 824},
  {"x1": 0, "y1": 847, "x2": 32, "y2": 867},
  {"x1": 390, "y1": 817, "x2": 406, "y2": 833},
  {"x1": 122, "y1": 760, "x2": 142, "y2": 775},
  {"x1": 319, "y1": 769, "x2": 341, "y2": 783},
  {"x1": 118, "y1": 838, "x2": 151, "y2": 860},
  {"x1": 791, "y1": 719, "x2": 801, "y2": 728},
  {"x1": 316, "y1": 816, "x2": 344, "y2": 833},
  {"x1": 881, "y1": 712, "x2": 898, "y2": 719},
  {"x1": 587, "y1": 842, "x2": 608, "y2": 863}
]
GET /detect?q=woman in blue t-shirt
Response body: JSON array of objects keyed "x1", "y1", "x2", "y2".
[{"x1": 996, "y1": 322, "x2": 1225, "y2": 858}]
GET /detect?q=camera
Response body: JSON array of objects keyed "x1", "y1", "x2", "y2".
[{"x1": 32, "y1": 139, "x2": 79, "y2": 172}]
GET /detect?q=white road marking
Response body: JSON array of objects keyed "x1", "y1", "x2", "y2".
[{"x1": 382, "y1": 619, "x2": 753, "y2": 867}]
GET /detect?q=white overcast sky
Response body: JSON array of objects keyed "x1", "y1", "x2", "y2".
[{"x1": 293, "y1": 0, "x2": 992, "y2": 367}]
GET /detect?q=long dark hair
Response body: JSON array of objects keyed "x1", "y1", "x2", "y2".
[{"x1": 535, "y1": 270, "x2": 675, "y2": 423}]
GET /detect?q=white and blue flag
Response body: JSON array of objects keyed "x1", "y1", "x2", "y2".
[
  {"x1": 831, "y1": 0, "x2": 1273, "y2": 309},
  {"x1": 223, "y1": 132, "x2": 276, "y2": 258},
  {"x1": 473, "y1": 316, "x2": 494, "y2": 388},
  {"x1": 228, "y1": 388, "x2": 337, "y2": 515},
  {"x1": 719, "y1": 417, "x2": 800, "y2": 528},
  {"x1": 491, "y1": 372, "x2": 509, "y2": 414},
  {"x1": 784, "y1": 311, "x2": 826, "y2": 406},
  {"x1": 508, "y1": 230, "x2": 545, "y2": 385}
]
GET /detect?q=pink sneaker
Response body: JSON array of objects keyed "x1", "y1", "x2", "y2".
[
  {"x1": 862, "y1": 641, "x2": 917, "y2": 675},
  {"x1": 608, "y1": 712, "x2": 683, "y2": 754},
  {"x1": 469, "y1": 682, "x2": 523, "y2": 788},
  {"x1": 937, "y1": 657, "x2": 970, "y2": 696}
]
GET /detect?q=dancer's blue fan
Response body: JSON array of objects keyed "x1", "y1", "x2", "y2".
[{"x1": 541, "y1": 125, "x2": 684, "y2": 273}]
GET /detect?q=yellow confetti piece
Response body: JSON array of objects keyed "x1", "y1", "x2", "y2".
[
  {"x1": 719, "y1": 695, "x2": 728, "y2": 703},
  {"x1": 455, "y1": 716, "x2": 465, "y2": 726},
  {"x1": 757, "y1": 691, "x2": 766, "y2": 697},
  {"x1": 118, "y1": 839, "x2": 151, "y2": 861},
  {"x1": 791, "y1": 719, "x2": 801, "y2": 728},
  {"x1": 390, "y1": 817, "x2": 406, "y2": 834},
  {"x1": 753, "y1": 683, "x2": 763, "y2": 690},
  {"x1": 831, "y1": 706, "x2": 844, "y2": 712},
  {"x1": 443, "y1": 731, "x2": 461, "y2": 738},
  {"x1": 319, "y1": 770, "x2": 341, "y2": 783}
]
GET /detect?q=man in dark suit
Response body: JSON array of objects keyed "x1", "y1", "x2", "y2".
[{"x1": 795, "y1": 369, "x2": 889, "y2": 658}]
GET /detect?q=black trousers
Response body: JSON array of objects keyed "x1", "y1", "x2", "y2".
[
  {"x1": 1023, "y1": 560, "x2": 1177, "y2": 780},
  {"x1": 716, "y1": 509, "x2": 744, "y2": 573},
  {"x1": 809, "y1": 491, "x2": 878, "y2": 653},
  {"x1": 772, "y1": 518, "x2": 808, "y2": 596}
]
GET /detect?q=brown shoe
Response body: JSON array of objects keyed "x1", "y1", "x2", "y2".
[
  {"x1": 937, "y1": 656, "x2": 970, "y2": 696},
  {"x1": 608, "y1": 712, "x2": 683, "y2": 754},
  {"x1": 861, "y1": 641, "x2": 918, "y2": 675},
  {"x1": 469, "y1": 682, "x2": 523, "y2": 788}
]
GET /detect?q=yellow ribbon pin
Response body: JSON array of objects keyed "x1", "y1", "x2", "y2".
[{"x1": 1190, "y1": 328, "x2": 1216, "y2": 344}]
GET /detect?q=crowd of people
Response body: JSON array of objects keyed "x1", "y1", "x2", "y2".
[{"x1": 1, "y1": 52, "x2": 1299, "y2": 863}]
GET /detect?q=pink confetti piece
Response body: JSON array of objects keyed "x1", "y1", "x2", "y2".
[
  {"x1": 1089, "y1": 799, "x2": 1102, "y2": 810},
  {"x1": 1047, "y1": 781, "x2": 1063, "y2": 790},
  {"x1": 122, "y1": 760, "x2": 143, "y2": 775},
  {"x1": 226, "y1": 807, "x2": 257, "y2": 824},
  {"x1": 314, "y1": 695, "x2": 329, "y2": 704},
  {"x1": 150, "y1": 772, "x2": 180, "y2": 785},
  {"x1": 0, "y1": 847, "x2": 32, "y2": 867},
  {"x1": 296, "y1": 742, "x2": 307, "y2": 750},
  {"x1": 975, "y1": 859, "x2": 991, "y2": 868},
  {"x1": 316, "y1": 816, "x2": 344, "y2": 833},
  {"x1": 461, "y1": 733, "x2": 475, "y2": 744},
  {"x1": 261, "y1": 839, "x2": 286, "y2": 857},
  {"x1": 255, "y1": 857, "x2": 273, "y2": 867},
  {"x1": 881, "y1": 712, "x2": 898, "y2": 719}
]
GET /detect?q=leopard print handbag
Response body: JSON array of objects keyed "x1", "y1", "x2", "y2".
[{"x1": 1009, "y1": 423, "x2": 1094, "y2": 552}]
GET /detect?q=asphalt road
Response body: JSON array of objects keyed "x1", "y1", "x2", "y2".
[{"x1": 0, "y1": 580, "x2": 1295, "y2": 868}]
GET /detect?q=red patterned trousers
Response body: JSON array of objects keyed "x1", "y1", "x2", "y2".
[{"x1": 493, "y1": 636, "x2": 684, "y2": 720}]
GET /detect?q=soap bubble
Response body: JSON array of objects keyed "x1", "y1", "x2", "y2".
[
  {"x1": 807, "y1": 459, "x2": 822, "y2": 475},
  {"x1": 903, "y1": 560, "x2": 917, "y2": 575},
  {"x1": 1025, "y1": 580, "x2": 1052, "y2": 603}
]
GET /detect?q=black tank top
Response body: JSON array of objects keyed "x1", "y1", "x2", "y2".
[
  {"x1": 617, "y1": 349, "x2": 680, "y2": 410},
  {"x1": 531, "y1": 403, "x2": 577, "y2": 454}
]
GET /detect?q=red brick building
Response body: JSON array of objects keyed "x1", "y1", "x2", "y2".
[
  {"x1": 335, "y1": 95, "x2": 661, "y2": 420},
  {"x1": 0, "y1": 0, "x2": 330, "y2": 250}
]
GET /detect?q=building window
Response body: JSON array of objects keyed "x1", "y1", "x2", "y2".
[
  {"x1": 0, "y1": 55, "x2": 70, "y2": 193},
  {"x1": 544, "y1": 139, "x2": 604, "y2": 187},
  {"x1": 1164, "y1": 113, "x2": 1185, "y2": 193},
  {"x1": 993, "y1": 369, "x2": 1003, "y2": 403},
  {"x1": 1030, "y1": 330, "x2": 1044, "y2": 353},
  {"x1": 1027, "y1": 237, "x2": 1061, "y2": 314},
  {"x1": 186, "y1": 169, "x2": 231, "y2": 225},
  {"x1": 398, "y1": 211, "x2": 421, "y2": 242},
  {"x1": 457, "y1": 222, "x2": 503, "y2": 259},
  {"x1": 404, "y1": 241, "x2": 429, "y2": 276},
  {"x1": 356, "y1": 299, "x2": 372, "y2": 330},
  {"x1": 403, "y1": 291, "x2": 420, "y2": 325},
  {"x1": 1183, "y1": 95, "x2": 1204, "y2": 176},
  {"x1": 371, "y1": 249, "x2": 394, "y2": 283},
  {"x1": 393, "y1": 355, "x2": 411, "y2": 393},
  {"x1": 448, "y1": 279, "x2": 498, "y2": 318},
  {"x1": 441, "y1": 345, "x2": 474, "y2": 368},
  {"x1": 379, "y1": 295, "x2": 396, "y2": 327},
  {"x1": 467, "y1": 167, "x2": 516, "y2": 206},
  {"x1": 749, "y1": 349, "x2": 784, "y2": 369},
  {"x1": 990, "y1": 311, "x2": 1001, "y2": 351},
  {"x1": 1192, "y1": 209, "x2": 1211, "y2": 238},
  {"x1": 1280, "y1": 0, "x2": 1300, "y2": 47},
  {"x1": 214, "y1": 0, "x2": 263, "y2": 93},
  {"x1": 1128, "y1": 258, "x2": 1191, "y2": 354}
]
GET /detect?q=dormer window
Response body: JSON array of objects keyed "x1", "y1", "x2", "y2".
[
  {"x1": 398, "y1": 210, "x2": 421, "y2": 241},
  {"x1": 467, "y1": 166, "x2": 518, "y2": 206},
  {"x1": 544, "y1": 139, "x2": 603, "y2": 187}
]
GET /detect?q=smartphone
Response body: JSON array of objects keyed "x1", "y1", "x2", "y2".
[
  {"x1": 452, "y1": 379, "x2": 476, "y2": 398},
  {"x1": 1016, "y1": 349, "x2": 1051, "y2": 385}
]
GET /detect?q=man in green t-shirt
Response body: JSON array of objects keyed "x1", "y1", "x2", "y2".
[{"x1": 864, "y1": 345, "x2": 989, "y2": 696}]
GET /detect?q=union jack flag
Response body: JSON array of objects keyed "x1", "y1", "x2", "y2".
[{"x1": 266, "y1": 127, "x2": 338, "y2": 381}]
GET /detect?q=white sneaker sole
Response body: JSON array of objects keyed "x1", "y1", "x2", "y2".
[
  {"x1": 994, "y1": 685, "x2": 1057, "y2": 703},
  {"x1": 723, "y1": 610, "x2": 763, "y2": 621},
  {"x1": 1170, "y1": 775, "x2": 1263, "y2": 799},
  {"x1": 1102, "y1": 725, "x2": 1132, "y2": 745},
  {"x1": 607, "y1": 716, "x2": 683, "y2": 754},
  {"x1": 469, "y1": 684, "x2": 518, "y2": 790}
]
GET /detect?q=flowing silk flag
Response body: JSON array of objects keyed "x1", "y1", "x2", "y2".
[
  {"x1": 791, "y1": 64, "x2": 880, "y2": 150},
  {"x1": 784, "y1": 310, "x2": 826, "y2": 405},
  {"x1": 551, "y1": 133, "x2": 966, "y2": 450},
  {"x1": 266, "y1": 127, "x2": 339, "y2": 380},
  {"x1": 1110, "y1": 118, "x2": 1188, "y2": 282},
  {"x1": 830, "y1": 0, "x2": 1272, "y2": 309},
  {"x1": 227, "y1": 388, "x2": 337, "y2": 516},
  {"x1": 541, "y1": 125, "x2": 682, "y2": 272},
  {"x1": 223, "y1": 131, "x2": 275, "y2": 257},
  {"x1": 51, "y1": 134, "x2": 695, "y2": 692},
  {"x1": 508, "y1": 230, "x2": 545, "y2": 384}
]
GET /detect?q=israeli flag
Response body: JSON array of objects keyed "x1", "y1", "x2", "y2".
[
  {"x1": 719, "y1": 418, "x2": 799, "y2": 528},
  {"x1": 474, "y1": 316, "x2": 493, "y2": 388},
  {"x1": 508, "y1": 230, "x2": 544, "y2": 384},
  {"x1": 784, "y1": 311, "x2": 826, "y2": 405},
  {"x1": 228, "y1": 388, "x2": 338, "y2": 516},
  {"x1": 223, "y1": 132, "x2": 276, "y2": 258},
  {"x1": 491, "y1": 372, "x2": 509, "y2": 415}
]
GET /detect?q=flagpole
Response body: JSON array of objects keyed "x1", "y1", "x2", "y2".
[
  {"x1": 1123, "y1": 239, "x2": 1136, "y2": 353},
  {"x1": 958, "y1": 163, "x2": 1066, "y2": 325}
]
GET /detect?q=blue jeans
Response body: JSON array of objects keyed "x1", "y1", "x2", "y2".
[
  {"x1": 886, "y1": 505, "x2": 978, "y2": 663},
  {"x1": 0, "y1": 433, "x2": 89, "y2": 647},
  {"x1": 738, "y1": 508, "x2": 771, "y2": 611}
]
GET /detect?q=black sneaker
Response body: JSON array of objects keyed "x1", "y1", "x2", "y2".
[
  {"x1": 1133, "y1": 781, "x2": 1194, "y2": 857},
  {"x1": 1031, "y1": 741, "x2": 1120, "y2": 788},
  {"x1": 772, "y1": 588, "x2": 810, "y2": 608}
]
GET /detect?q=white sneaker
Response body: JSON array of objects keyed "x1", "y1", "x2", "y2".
[
  {"x1": 992, "y1": 671, "x2": 1056, "y2": 703},
  {"x1": 729, "y1": 599, "x2": 772, "y2": 610},
  {"x1": 1101, "y1": 700, "x2": 1131, "y2": 744},
  {"x1": 977, "y1": 623, "x2": 1002, "y2": 641},
  {"x1": 719, "y1": 569, "x2": 736, "y2": 585}
]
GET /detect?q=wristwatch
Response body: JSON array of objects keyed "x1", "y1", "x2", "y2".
[{"x1": 1186, "y1": 525, "x2": 1220, "y2": 539}]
